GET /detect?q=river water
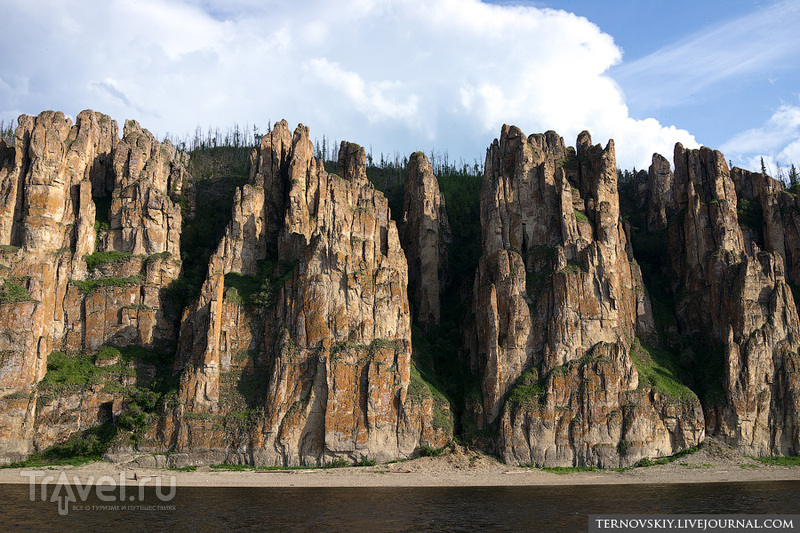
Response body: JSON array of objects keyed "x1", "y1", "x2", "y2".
[{"x1": 2, "y1": 481, "x2": 799, "y2": 532}]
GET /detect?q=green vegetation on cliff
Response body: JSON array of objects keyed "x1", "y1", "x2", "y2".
[
  {"x1": 23, "y1": 344, "x2": 180, "y2": 465},
  {"x1": 619, "y1": 171, "x2": 725, "y2": 408},
  {"x1": 0, "y1": 278, "x2": 34, "y2": 303}
]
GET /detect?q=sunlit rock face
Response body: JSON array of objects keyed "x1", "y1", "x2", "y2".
[
  {"x1": 0, "y1": 110, "x2": 185, "y2": 462},
  {"x1": 170, "y1": 121, "x2": 449, "y2": 467},
  {"x1": 473, "y1": 125, "x2": 703, "y2": 467}
]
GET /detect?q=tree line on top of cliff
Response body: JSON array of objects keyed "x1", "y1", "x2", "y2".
[
  {"x1": 168, "y1": 123, "x2": 485, "y2": 311},
  {"x1": 114, "y1": 121, "x2": 800, "y2": 445},
  {"x1": 0, "y1": 120, "x2": 13, "y2": 145}
]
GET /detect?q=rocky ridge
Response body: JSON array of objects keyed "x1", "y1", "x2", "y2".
[
  {"x1": 1, "y1": 110, "x2": 799, "y2": 468},
  {"x1": 472, "y1": 125, "x2": 703, "y2": 467},
  {"x1": 634, "y1": 146, "x2": 800, "y2": 456},
  {"x1": 163, "y1": 121, "x2": 448, "y2": 466},
  {"x1": 0, "y1": 110, "x2": 185, "y2": 462}
]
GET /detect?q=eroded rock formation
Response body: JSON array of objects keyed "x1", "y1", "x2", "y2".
[
  {"x1": 2, "y1": 109, "x2": 799, "y2": 468},
  {"x1": 167, "y1": 121, "x2": 449, "y2": 466},
  {"x1": 0, "y1": 110, "x2": 185, "y2": 462},
  {"x1": 636, "y1": 145, "x2": 800, "y2": 456},
  {"x1": 400, "y1": 152, "x2": 451, "y2": 331},
  {"x1": 473, "y1": 125, "x2": 703, "y2": 467}
]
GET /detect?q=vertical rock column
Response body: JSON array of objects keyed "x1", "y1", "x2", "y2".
[
  {"x1": 656, "y1": 145, "x2": 800, "y2": 456},
  {"x1": 400, "y1": 152, "x2": 451, "y2": 331},
  {"x1": 473, "y1": 125, "x2": 702, "y2": 467},
  {"x1": 173, "y1": 121, "x2": 447, "y2": 466}
]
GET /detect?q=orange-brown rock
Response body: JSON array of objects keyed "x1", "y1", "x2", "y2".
[
  {"x1": 473, "y1": 125, "x2": 701, "y2": 467},
  {"x1": 171, "y1": 121, "x2": 449, "y2": 466},
  {"x1": 644, "y1": 144, "x2": 800, "y2": 456},
  {"x1": 731, "y1": 167, "x2": 800, "y2": 288},
  {"x1": 0, "y1": 110, "x2": 186, "y2": 463},
  {"x1": 400, "y1": 152, "x2": 451, "y2": 331},
  {"x1": 107, "y1": 120, "x2": 183, "y2": 257}
]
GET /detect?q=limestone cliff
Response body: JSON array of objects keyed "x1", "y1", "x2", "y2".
[
  {"x1": 400, "y1": 152, "x2": 451, "y2": 331},
  {"x1": 167, "y1": 121, "x2": 449, "y2": 466},
  {"x1": 4, "y1": 108, "x2": 800, "y2": 468},
  {"x1": 731, "y1": 167, "x2": 800, "y2": 289},
  {"x1": 0, "y1": 110, "x2": 185, "y2": 463},
  {"x1": 635, "y1": 146, "x2": 800, "y2": 456},
  {"x1": 473, "y1": 125, "x2": 703, "y2": 467}
]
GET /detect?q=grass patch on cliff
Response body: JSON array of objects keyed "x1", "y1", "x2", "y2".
[
  {"x1": 2, "y1": 422, "x2": 117, "y2": 468},
  {"x1": 407, "y1": 358, "x2": 454, "y2": 433},
  {"x1": 0, "y1": 278, "x2": 35, "y2": 303},
  {"x1": 38, "y1": 346, "x2": 175, "y2": 394},
  {"x1": 37, "y1": 345, "x2": 178, "y2": 450},
  {"x1": 84, "y1": 250, "x2": 132, "y2": 271},
  {"x1": 626, "y1": 446, "x2": 701, "y2": 470},
  {"x1": 574, "y1": 209, "x2": 591, "y2": 225},
  {"x1": 408, "y1": 327, "x2": 455, "y2": 433},
  {"x1": 38, "y1": 351, "x2": 101, "y2": 392},
  {"x1": 71, "y1": 274, "x2": 143, "y2": 295},
  {"x1": 223, "y1": 257, "x2": 295, "y2": 308},
  {"x1": 507, "y1": 365, "x2": 546, "y2": 410},
  {"x1": 0, "y1": 244, "x2": 20, "y2": 254},
  {"x1": 629, "y1": 339, "x2": 697, "y2": 402}
]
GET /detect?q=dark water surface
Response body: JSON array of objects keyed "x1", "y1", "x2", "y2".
[{"x1": 1, "y1": 481, "x2": 799, "y2": 532}]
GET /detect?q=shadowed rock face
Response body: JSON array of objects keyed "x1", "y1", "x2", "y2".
[
  {"x1": 638, "y1": 145, "x2": 800, "y2": 456},
  {"x1": 731, "y1": 166, "x2": 800, "y2": 288},
  {"x1": 0, "y1": 110, "x2": 185, "y2": 462},
  {"x1": 171, "y1": 121, "x2": 449, "y2": 466},
  {"x1": 473, "y1": 125, "x2": 703, "y2": 467},
  {"x1": 400, "y1": 152, "x2": 451, "y2": 332}
]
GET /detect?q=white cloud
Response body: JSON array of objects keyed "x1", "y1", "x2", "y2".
[
  {"x1": 304, "y1": 59, "x2": 419, "y2": 125},
  {"x1": 722, "y1": 103, "x2": 800, "y2": 173},
  {"x1": 0, "y1": 0, "x2": 699, "y2": 169}
]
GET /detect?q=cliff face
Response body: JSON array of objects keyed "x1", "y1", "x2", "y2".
[
  {"x1": 0, "y1": 110, "x2": 184, "y2": 462},
  {"x1": 168, "y1": 121, "x2": 449, "y2": 466},
  {"x1": 400, "y1": 152, "x2": 451, "y2": 331},
  {"x1": 3, "y1": 109, "x2": 800, "y2": 468},
  {"x1": 474, "y1": 125, "x2": 703, "y2": 467},
  {"x1": 731, "y1": 167, "x2": 800, "y2": 288},
  {"x1": 635, "y1": 147, "x2": 800, "y2": 456}
]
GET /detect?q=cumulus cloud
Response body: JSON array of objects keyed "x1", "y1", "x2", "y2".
[
  {"x1": 722, "y1": 103, "x2": 800, "y2": 174},
  {"x1": 0, "y1": 0, "x2": 698, "y2": 168}
]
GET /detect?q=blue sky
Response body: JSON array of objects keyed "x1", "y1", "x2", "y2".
[{"x1": 1, "y1": 0, "x2": 799, "y2": 174}]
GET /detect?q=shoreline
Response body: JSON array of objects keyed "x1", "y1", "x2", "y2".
[{"x1": 2, "y1": 442, "x2": 800, "y2": 488}]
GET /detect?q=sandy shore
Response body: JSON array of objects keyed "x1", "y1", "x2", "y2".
[{"x1": 3, "y1": 441, "x2": 799, "y2": 488}]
